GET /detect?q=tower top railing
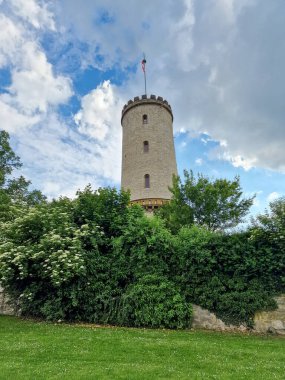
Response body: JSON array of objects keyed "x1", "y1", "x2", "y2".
[{"x1": 121, "y1": 94, "x2": 173, "y2": 123}]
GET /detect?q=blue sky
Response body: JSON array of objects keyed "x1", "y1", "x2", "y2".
[{"x1": 0, "y1": 0, "x2": 284, "y2": 219}]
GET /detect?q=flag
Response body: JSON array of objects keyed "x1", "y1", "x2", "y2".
[{"x1": 141, "y1": 58, "x2": 146, "y2": 73}]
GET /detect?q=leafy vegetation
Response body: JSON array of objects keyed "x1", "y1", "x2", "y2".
[
  {"x1": 169, "y1": 226, "x2": 280, "y2": 326},
  {"x1": 1, "y1": 192, "x2": 283, "y2": 326},
  {"x1": 118, "y1": 274, "x2": 192, "y2": 329},
  {"x1": 1, "y1": 316, "x2": 285, "y2": 380},
  {"x1": 0, "y1": 130, "x2": 46, "y2": 223},
  {"x1": 156, "y1": 170, "x2": 254, "y2": 232},
  {"x1": 0, "y1": 130, "x2": 284, "y2": 328}
]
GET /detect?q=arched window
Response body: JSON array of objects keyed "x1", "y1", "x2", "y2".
[
  {"x1": 143, "y1": 114, "x2": 148, "y2": 124},
  {"x1": 144, "y1": 174, "x2": 150, "y2": 188},
  {"x1": 143, "y1": 141, "x2": 149, "y2": 152}
]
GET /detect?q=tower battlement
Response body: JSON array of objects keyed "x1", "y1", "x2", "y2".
[{"x1": 121, "y1": 95, "x2": 173, "y2": 124}]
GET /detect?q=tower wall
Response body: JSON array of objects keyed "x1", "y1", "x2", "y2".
[{"x1": 121, "y1": 95, "x2": 177, "y2": 206}]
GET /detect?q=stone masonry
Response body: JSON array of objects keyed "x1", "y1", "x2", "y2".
[
  {"x1": 192, "y1": 295, "x2": 285, "y2": 335},
  {"x1": 254, "y1": 295, "x2": 285, "y2": 335},
  {"x1": 121, "y1": 95, "x2": 177, "y2": 207},
  {"x1": 0, "y1": 286, "x2": 15, "y2": 315}
]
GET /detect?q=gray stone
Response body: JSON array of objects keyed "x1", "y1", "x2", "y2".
[
  {"x1": 0, "y1": 286, "x2": 16, "y2": 315},
  {"x1": 192, "y1": 295, "x2": 285, "y2": 335},
  {"x1": 254, "y1": 295, "x2": 285, "y2": 335}
]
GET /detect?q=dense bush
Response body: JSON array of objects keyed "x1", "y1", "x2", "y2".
[
  {"x1": 0, "y1": 184, "x2": 284, "y2": 328},
  {"x1": 169, "y1": 226, "x2": 280, "y2": 325},
  {"x1": 118, "y1": 274, "x2": 192, "y2": 329},
  {"x1": 0, "y1": 187, "x2": 192, "y2": 327}
]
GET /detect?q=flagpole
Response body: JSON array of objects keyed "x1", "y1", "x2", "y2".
[
  {"x1": 144, "y1": 68, "x2": 147, "y2": 96},
  {"x1": 142, "y1": 54, "x2": 147, "y2": 96}
]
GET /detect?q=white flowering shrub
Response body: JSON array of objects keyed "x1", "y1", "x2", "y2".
[
  {"x1": 0, "y1": 187, "x2": 137, "y2": 322},
  {"x1": 0, "y1": 198, "x2": 103, "y2": 320}
]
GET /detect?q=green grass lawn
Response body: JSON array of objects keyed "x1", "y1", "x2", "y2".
[{"x1": 0, "y1": 316, "x2": 284, "y2": 380}]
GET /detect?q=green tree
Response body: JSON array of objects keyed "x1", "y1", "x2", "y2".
[
  {"x1": 0, "y1": 130, "x2": 46, "y2": 222},
  {"x1": 252, "y1": 196, "x2": 285, "y2": 240},
  {"x1": 0, "y1": 130, "x2": 21, "y2": 186},
  {"x1": 249, "y1": 197, "x2": 285, "y2": 291},
  {"x1": 157, "y1": 170, "x2": 254, "y2": 232}
]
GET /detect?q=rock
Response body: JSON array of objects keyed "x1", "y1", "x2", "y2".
[{"x1": 254, "y1": 295, "x2": 285, "y2": 335}]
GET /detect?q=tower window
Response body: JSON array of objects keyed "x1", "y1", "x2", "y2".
[
  {"x1": 144, "y1": 174, "x2": 150, "y2": 188},
  {"x1": 143, "y1": 141, "x2": 149, "y2": 152},
  {"x1": 143, "y1": 114, "x2": 148, "y2": 124}
]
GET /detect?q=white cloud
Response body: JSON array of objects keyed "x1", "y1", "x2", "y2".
[
  {"x1": 267, "y1": 192, "x2": 280, "y2": 203},
  {"x1": 217, "y1": 151, "x2": 257, "y2": 171},
  {"x1": 0, "y1": 13, "x2": 23, "y2": 67},
  {"x1": 0, "y1": 5, "x2": 73, "y2": 117},
  {"x1": 7, "y1": 41, "x2": 73, "y2": 115},
  {"x1": 9, "y1": 0, "x2": 55, "y2": 30},
  {"x1": 0, "y1": 1, "x2": 120, "y2": 199},
  {"x1": 195, "y1": 158, "x2": 203, "y2": 165},
  {"x1": 75, "y1": 80, "x2": 120, "y2": 141},
  {"x1": 0, "y1": 1, "x2": 77, "y2": 198},
  {"x1": 12, "y1": 112, "x2": 103, "y2": 198},
  {"x1": 74, "y1": 80, "x2": 123, "y2": 182},
  {"x1": 0, "y1": 100, "x2": 40, "y2": 132},
  {"x1": 5, "y1": 80, "x2": 123, "y2": 199},
  {"x1": 14, "y1": 91, "x2": 123, "y2": 199},
  {"x1": 171, "y1": 0, "x2": 195, "y2": 71}
]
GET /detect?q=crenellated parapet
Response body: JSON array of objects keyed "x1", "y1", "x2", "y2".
[{"x1": 121, "y1": 94, "x2": 173, "y2": 123}]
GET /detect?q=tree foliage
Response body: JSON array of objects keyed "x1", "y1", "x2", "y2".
[
  {"x1": 0, "y1": 187, "x2": 191, "y2": 328},
  {"x1": 249, "y1": 197, "x2": 285, "y2": 291},
  {"x1": 0, "y1": 129, "x2": 283, "y2": 329},
  {"x1": 169, "y1": 226, "x2": 279, "y2": 326},
  {"x1": 0, "y1": 187, "x2": 283, "y2": 327},
  {"x1": 118, "y1": 274, "x2": 192, "y2": 329},
  {"x1": 157, "y1": 170, "x2": 254, "y2": 232},
  {"x1": 251, "y1": 197, "x2": 285, "y2": 248},
  {"x1": 0, "y1": 130, "x2": 21, "y2": 185},
  {"x1": 0, "y1": 130, "x2": 46, "y2": 222}
]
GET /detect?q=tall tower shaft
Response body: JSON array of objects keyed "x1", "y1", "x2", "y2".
[{"x1": 121, "y1": 94, "x2": 177, "y2": 210}]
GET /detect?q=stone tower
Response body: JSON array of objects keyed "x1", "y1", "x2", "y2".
[{"x1": 121, "y1": 94, "x2": 177, "y2": 210}]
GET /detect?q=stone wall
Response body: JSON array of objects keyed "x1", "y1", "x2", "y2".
[
  {"x1": 0, "y1": 286, "x2": 15, "y2": 315},
  {"x1": 192, "y1": 305, "x2": 247, "y2": 333},
  {"x1": 254, "y1": 295, "x2": 285, "y2": 335},
  {"x1": 192, "y1": 295, "x2": 285, "y2": 335}
]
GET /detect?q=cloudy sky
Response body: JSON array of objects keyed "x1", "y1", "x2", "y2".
[{"x1": 0, "y1": 0, "x2": 284, "y2": 216}]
